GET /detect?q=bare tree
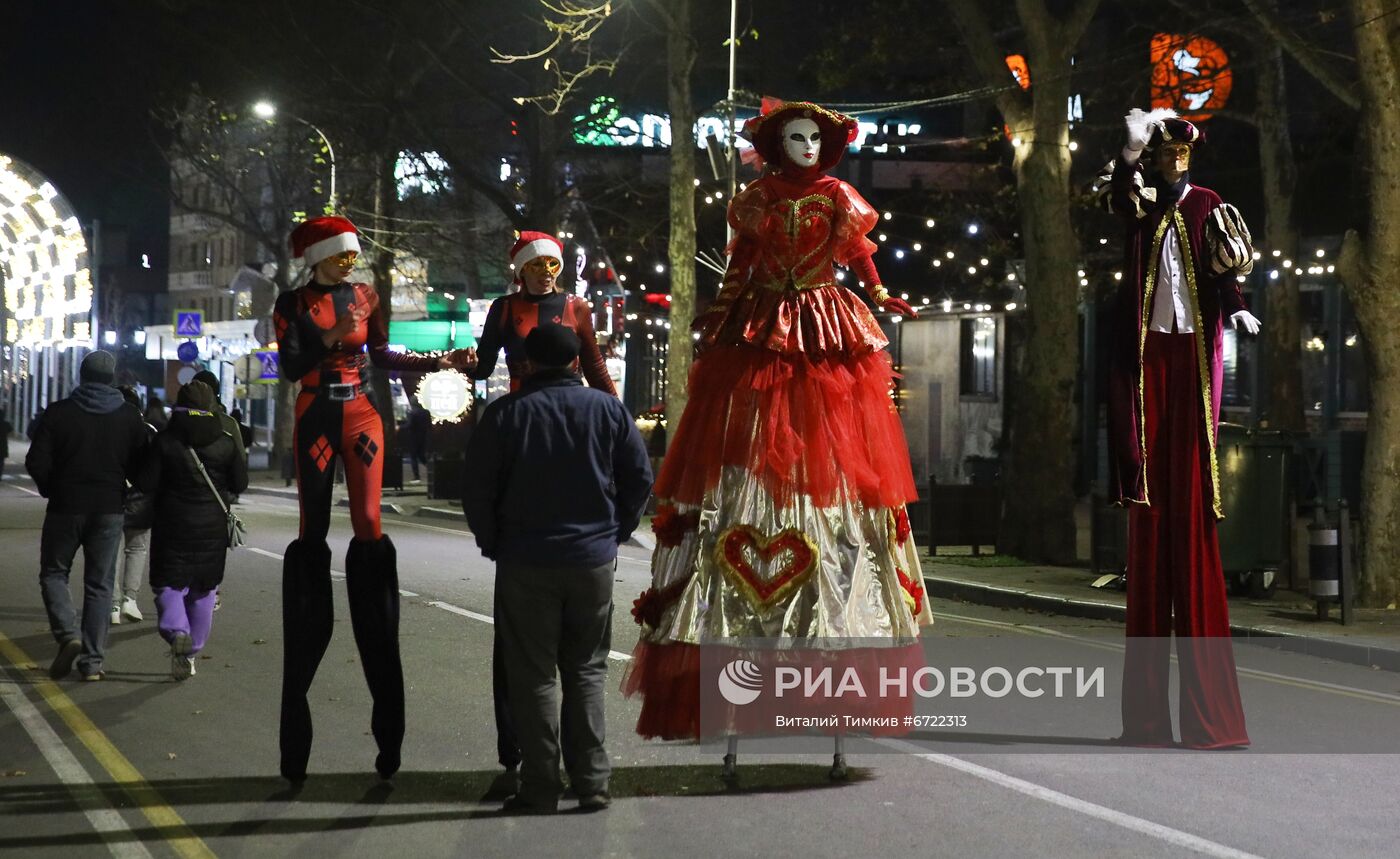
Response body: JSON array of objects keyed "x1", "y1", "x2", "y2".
[
  {"x1": 644, "y1": 0, "x2": 698, "y2": 432},
  {"x1": 159, "y1": 92, "x2": 325, "y2": 468},
  {"x1": 944, "y1": 0, "x2": 1103, "y2": 564},
  {"x1": 1238, "y1": 0, "x2": 1400, "y2": 603},
  {"x1": 1162, "y1": 1, "x2": 1305, "y2": 430},
  {"x1": 489, "y1": 0, "x2": 701, "y2": 428},
  {"x1": 1333, "y1": 0, "x2": 1400, "y2": 605}
]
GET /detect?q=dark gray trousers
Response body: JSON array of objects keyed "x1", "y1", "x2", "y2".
[
  {"x1": 495, "y1": 559, "x2": 614, "y2": 805},
  {"x1": 39, "y1": 512, "x2": 124, "y2": 675}
]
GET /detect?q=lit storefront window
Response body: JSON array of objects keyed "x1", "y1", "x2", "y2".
[{"x1": 960, "y1": 316, "x2": 997, "y2": 398}]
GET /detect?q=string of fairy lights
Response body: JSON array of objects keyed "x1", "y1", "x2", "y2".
[{"x1": 577, "y1": 171, "x2": 1349, "y2": 360}]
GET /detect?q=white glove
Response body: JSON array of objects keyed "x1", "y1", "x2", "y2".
[
  {"x1": 1124, "y1": 109, "x2": 1154, "y2": 152},
  {"x1": 1123, "y1": 107, "x2": 1178, "y2": 153},
  {"x1": 1231, "y1": 310, "x2": 1261, "y2": 335}
]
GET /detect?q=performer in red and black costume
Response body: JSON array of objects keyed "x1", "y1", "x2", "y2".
[
  {"x1": 274, "y1": 216, "x2": 473, "y2": 782},
  {"x1": 470, "y1": 231, "x2": 616, "y2": 396},
  {"x1": 1099, "y1": 109, "x2": 1258, "y2": 748},
  {"x1": 622, "y1": 101, "x2": 929, "y2": 773}
]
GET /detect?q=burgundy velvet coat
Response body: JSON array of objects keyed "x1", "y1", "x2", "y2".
[{"x1": 1104, "y1": 158, "x2": 1250, "y2": 519}]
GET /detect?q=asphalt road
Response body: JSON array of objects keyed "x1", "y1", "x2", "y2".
[{"x1": 3, "y1": 470, "x2": 1400, "y2": 859}]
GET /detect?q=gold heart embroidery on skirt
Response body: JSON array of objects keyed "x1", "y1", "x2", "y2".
[{"x1": 715, "y1": 525, "x2": 819, "y2": 609}]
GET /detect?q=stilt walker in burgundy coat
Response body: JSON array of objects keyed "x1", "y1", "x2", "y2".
[{"x1": 1097, "y1": 109, "x2": 1258, "y2": 748}]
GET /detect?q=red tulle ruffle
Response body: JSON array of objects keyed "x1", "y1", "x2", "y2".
[
  {"x1": 622, "y1": 640, "x2": 702, "y2": 740},
  {"x1": 707, "y1": 283, "x2": 888, "y2": 357},
  {"x1": 654, "y1": 345, "x2": 918, "y2": 509}
]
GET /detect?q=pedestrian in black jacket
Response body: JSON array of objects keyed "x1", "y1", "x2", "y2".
[
  {"x1": 26, "y1": 351, "x2": 150, "y2": 681},
  {"x1": 134, "y1": 380, "x2": 248, "y2": 681},
  {"x1": 463, "y1": 324, "x2": 652, "y2": 814}
]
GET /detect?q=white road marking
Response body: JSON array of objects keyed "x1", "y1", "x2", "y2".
[
  {"x1": 427, "y1": 600, "x2": 633, "y2": 662},
  {"x1": 933, "y1": 610, "x2": 1400, "y2": 705},
  {"x1": 0, "y1": 480, "x2": 41, "y2": 497},
  {"x1": 425, "y1": 601, "x2": 494, "y2": 625},
  {"x1": 879, "y1": 738, "x2": 1267, "y2": 859},
  {"x1": 0, "y1": 677, "x2": 155, "y2": 859}
]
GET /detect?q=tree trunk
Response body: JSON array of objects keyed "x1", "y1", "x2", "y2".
[
  {"x1": 370, "y1": 151, "x2": 402, "y2": 491},
  {"x1": 943, "y1": 0, "x2": 1099, "y2": 563},
  {"x1": 270, "y1": 250, "x2": 297, "y2": 473},
  {"x1": 1254, "y1": 39, "x2": 1304, "y2": 432},
  {"x1": 1339, "y1": 0, "x2": 1400, "y2": 605},
  {"x1": 662, "y1": 0, "x2": 697, "y2": 434},
  {"x1": 998, "y1": 87, "x2": 1080, "y2": 564},
  {"x1": 525, "y1": 96, "x2": 563, "y2": 229}
]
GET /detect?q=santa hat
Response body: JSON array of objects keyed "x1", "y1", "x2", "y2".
[
  {"x1": 509, "y1": 231, "x2": 564, "y2": 283},
  {"x1": 290, "y1": 216, "x2": 361, "y2": 267}
]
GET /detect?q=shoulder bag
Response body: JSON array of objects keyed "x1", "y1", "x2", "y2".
[{"x1": 187, "y1": 445, "x2": 247, "y2": 549}]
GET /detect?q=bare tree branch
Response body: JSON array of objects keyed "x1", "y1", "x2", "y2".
[
  {"x1": 944, "y1": 0, "x2": 1032, "y2": 124},
  {"x1": 1240, "y1": 0, "x2": 1361, "y2": 109},
  {"x1": 490, "y1": 1, "x2": 619, "y2": 115},
  {"x1": 1061, "y1": 0, "x2": 1102, "y2": 44}
]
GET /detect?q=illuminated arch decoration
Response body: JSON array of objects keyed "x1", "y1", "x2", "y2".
[
  {"x1": 0, "y1": 153, "x2": 93, "y2": 348},
  {"x1": 1150, "y1": 33, "x2": 1233, "y2": 121}
]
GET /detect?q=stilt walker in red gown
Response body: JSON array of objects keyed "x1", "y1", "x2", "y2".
[
  {"x1": 1099, "y1": 109, "x2": 1257, "y2": 748},
  {"x1": 622, "y1": 101, "x2": 931, "y2": 771}
]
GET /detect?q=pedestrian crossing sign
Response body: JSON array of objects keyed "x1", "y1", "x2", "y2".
[
  {"x1": 254, "y1": 349, "x2": 279, "y2": 383},
  {"x1": 174, "y1": 309, "x2": 203, "y2": 337}
]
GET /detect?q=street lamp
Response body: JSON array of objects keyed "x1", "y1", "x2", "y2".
[{"x1": 252, "y1": 100, "x2": 337, "y2": 211}]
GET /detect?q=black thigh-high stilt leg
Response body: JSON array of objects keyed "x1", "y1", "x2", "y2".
[
  {"x1": 492, "y1": 591, "x2": 521, "y2": 770},
  {"x1": 279, "y1": 538, "x2": 333, "y2": 781},
  {"x1": 346, "y1": 535, "x2": 405, "y2": 779}
]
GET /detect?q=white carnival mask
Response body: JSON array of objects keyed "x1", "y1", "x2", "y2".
[{"x1": 782, "y1": 117, "x2": 821, "y2": 168}]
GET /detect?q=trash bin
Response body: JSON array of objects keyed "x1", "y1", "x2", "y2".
[
  {"x1": 428, "y1": 456, "x2": 464, "y2": 501},
  {"x1": 1216, "y1": 423, "x2": 1293, "y2": 597},
  {"x1": 964, "y1": 455, "x2": 1000, "y2": 487}
]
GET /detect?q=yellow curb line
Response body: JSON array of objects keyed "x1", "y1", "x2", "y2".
[{"x1": 0, "y1": 632, "x2": 217, "y2": 859}]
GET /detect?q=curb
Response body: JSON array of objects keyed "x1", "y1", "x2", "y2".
[
  {"x1": 334, "y1": 497, "x2": 404, "y2": 516},
  {"x1": 924, "y1": 574, "x2": 1400, "y2": 673},
  {"x1": 243, "y1": 484, "x2": 299, "y2": 498}
]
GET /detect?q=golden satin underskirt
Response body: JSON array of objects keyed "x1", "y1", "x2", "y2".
[{"x1": 643, "y1": 467, "x2": 931, "y2": 645}]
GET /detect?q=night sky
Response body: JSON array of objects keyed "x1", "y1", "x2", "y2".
[
  {"x1": 0, "y1": 1, "x2": 1359, "y2": 269},
  {"x1": 0, "y1": 2, "x2": 187, "y2": 265}
]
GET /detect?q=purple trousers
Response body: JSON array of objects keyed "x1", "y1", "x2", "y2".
[{"x1": 154, "y1": 586, "x2": 218, "y2": 655}]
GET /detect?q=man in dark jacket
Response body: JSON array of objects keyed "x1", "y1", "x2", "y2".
[
  {"x1": 464, "y1": 324, "x2": 652, "y2": 814},
  {"x1": 26, "y1": 351, "x2": 149, "y2": 680}
]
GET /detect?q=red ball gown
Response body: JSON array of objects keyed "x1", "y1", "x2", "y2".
[{"x1": 622, "y1": 127, "x2": 932, "y2": 740}]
